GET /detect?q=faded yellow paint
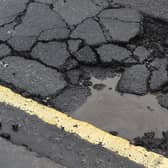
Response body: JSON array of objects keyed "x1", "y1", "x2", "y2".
[{"x1": 0, "y1": 85, "x2": 168, "y2": 168}]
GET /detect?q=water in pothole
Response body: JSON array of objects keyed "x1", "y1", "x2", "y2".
[{"x1": 72, "y1": 75, "x2": 168, "y2": 140}]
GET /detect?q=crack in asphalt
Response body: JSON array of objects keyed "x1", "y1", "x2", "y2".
[
  {"x1": 1, "y1": 0, "x2": 168, "y2": 157},
  {"x1": 0, "y1": 4, "x2": 166, "y2": 99}
]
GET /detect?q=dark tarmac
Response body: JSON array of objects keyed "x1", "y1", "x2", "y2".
[
  {"x1": 1, "y1": 0, "x2": 168, "y2": 167},
  {"x1": 0, "y1": 103, "x2": 144, "y2": 168}
]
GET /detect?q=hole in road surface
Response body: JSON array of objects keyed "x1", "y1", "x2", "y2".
[{"x1": 72, "y1": 75, "x2": 168, "y2": 140}]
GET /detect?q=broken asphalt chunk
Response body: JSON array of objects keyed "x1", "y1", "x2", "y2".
[
  {"x1": 0, "y1": 56, "x2": 67, "y2": 97},
  {"x1": 117, "y1": 65, "x2": 150, "y2": 95},
  {"x1": 98, "y1": 8, "x2": 143, "y2": 42}
]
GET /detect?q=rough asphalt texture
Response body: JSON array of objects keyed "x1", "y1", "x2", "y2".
[
  {"x1": 1, "y1": 0, "x2": 167, "y2": 110},
  {"x1": 0, "y1": 137, "x2": 66, "y2": 168},
  {"x1": 0, "y1": 103, "x2": 144, "y2": 168},
  {"x1": 114, "y1": 0, "x2": 168, "y2": 21},
  {"x1": 117, "y1": 65, "x2": 150, "y2": 95},
  {"x1": 0, "y1": 0, "x2": 168, "y2": 162},
  {"x1": 0, "y1": 56, "x2": 67, "y2": 97},
  {"x1": 134, "y1": 131, "x2": 168, "y2": 157}
]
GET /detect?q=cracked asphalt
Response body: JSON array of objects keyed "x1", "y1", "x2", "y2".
[{"x1": 1, "y1": 0, "x2": 168, "y2": 167}]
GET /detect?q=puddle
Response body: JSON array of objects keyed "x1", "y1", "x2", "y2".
[{"x1": 72, "y1": 75, "x2": 168, "y2": 140}]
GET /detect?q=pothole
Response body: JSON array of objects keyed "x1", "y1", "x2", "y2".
[
  {"x1": 1, "y1": 1, "x2": 168, "y2": 157},
  {"x1": 72, "y1": 75, "x2": 168, "y2": 140}
]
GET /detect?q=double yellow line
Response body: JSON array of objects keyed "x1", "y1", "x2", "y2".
[{"x1": 0, "y1": 85, "x2": 168, "y2": 168}]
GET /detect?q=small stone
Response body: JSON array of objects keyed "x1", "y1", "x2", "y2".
[
  {"x1": 109, "y1": 131, "x2": 118, "y2": 136},
  {"x1": 134, "y1": 46, "x2": 150, "y2": 63},
  {"x1": 82, "y1": 80, "x2": 93, "y2": 87},
  {"x1": 12, "y1": 124, "x2": 19, "y2": 132},
  {"x1": 93, "y1": 83, "x2": 106, "y2": 90},
  {"x1": 147, "y1": 106, "x2": 154, "y2": 111},
  {"x1": 144, "y1": 132, "x2": 155, "y2": 138},
  {"x1": 74, "y1": 46, "x2": 97, "y2": 64},
  {"x1": 117, "y1": 65, "x2": 150, "y2": 95}
]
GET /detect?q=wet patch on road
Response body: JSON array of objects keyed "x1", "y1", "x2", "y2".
[{"x1": 72, "y1": 76, "x2": 168, "y2": 141}]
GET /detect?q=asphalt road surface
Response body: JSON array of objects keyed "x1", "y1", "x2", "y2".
[
  {"x1": 0, "y1": 137, "x2": 66, "y2": 168},
  {"x1": 0, "y1": 103, "x2": 144, "y2": 168},
  {"x1": 1, "y1": 0, "x2": 168, "y2": 167}
]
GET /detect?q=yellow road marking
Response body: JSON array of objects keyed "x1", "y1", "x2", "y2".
[{"x1": 0, "y1": 85, "x2": 168, "y2": 168}]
